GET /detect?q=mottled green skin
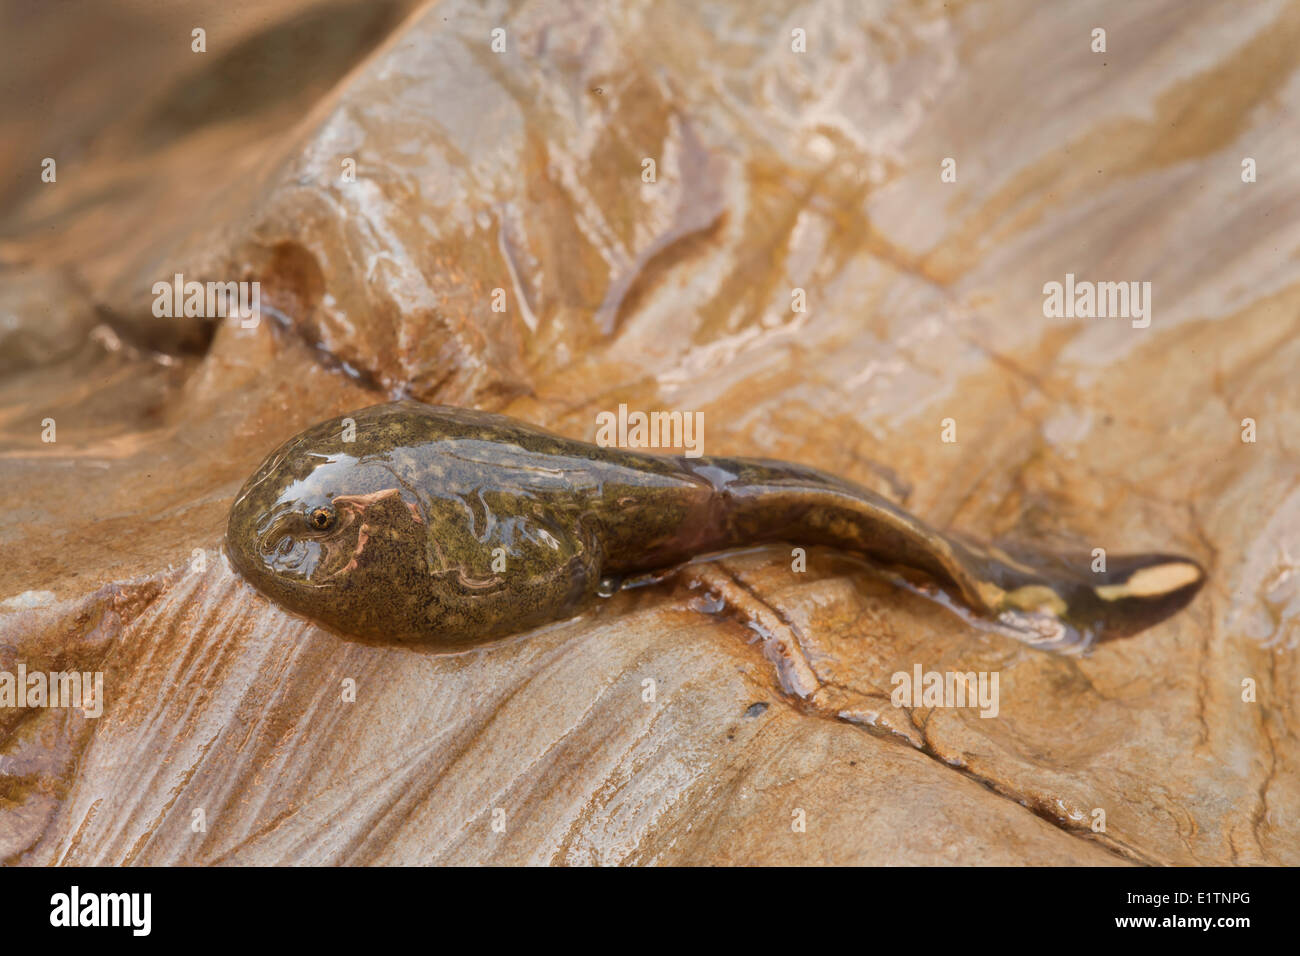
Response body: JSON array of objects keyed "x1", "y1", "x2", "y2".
[{"x1": 226, "y1": 401, "x2": 1205, "y2": 650}]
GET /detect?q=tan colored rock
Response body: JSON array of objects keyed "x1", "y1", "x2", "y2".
[
  {"x1": 1, "y1": 0, "x2": 1296, "y2": 865},
  {"x1": 0, "y1": 266, "x2": 98, "y2": 373}
]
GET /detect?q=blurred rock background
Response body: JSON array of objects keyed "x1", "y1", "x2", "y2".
[{"x1": 0, "y1": 0, "x2": 1296, "y2": 864}]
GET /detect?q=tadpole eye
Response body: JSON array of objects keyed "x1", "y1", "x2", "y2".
[{"x1": 308, "y1": 505, "x2": 336, "y2": 532}]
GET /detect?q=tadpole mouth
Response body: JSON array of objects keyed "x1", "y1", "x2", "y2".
[
  {"x1": 256, "y1": 507, "x2": 298, "y2": 555},
  {"x1": 247, "y1": 507, "x2": 328, "y2": 581},
  {"x1": 226, "y1": 488, "x2": 306, "y2": 585}
]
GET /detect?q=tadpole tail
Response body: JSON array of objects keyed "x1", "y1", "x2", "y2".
[
  {"x1": 941, "y1": 537, "x2": 1205, "y2": 652},
  {"x1": 688, "y1": 456, "x2": 1205, "y2": 653}
]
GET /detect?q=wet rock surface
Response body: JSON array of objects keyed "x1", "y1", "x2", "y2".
[{"x1": 1, "y1": 0, "x2": 1296, "y2": 864}]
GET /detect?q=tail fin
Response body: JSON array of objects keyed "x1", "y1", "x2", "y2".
[
  {"x1": 947, "y1": 538, "x2": 1205, "y2": 652},
  {"x1": 693, "y1": 456, "x2": 1205, "y2": 653}
]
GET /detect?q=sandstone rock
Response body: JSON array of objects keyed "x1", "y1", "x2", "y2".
[{"x1": 0, "y1": 0, "x2": 1295, "y2": 865}]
